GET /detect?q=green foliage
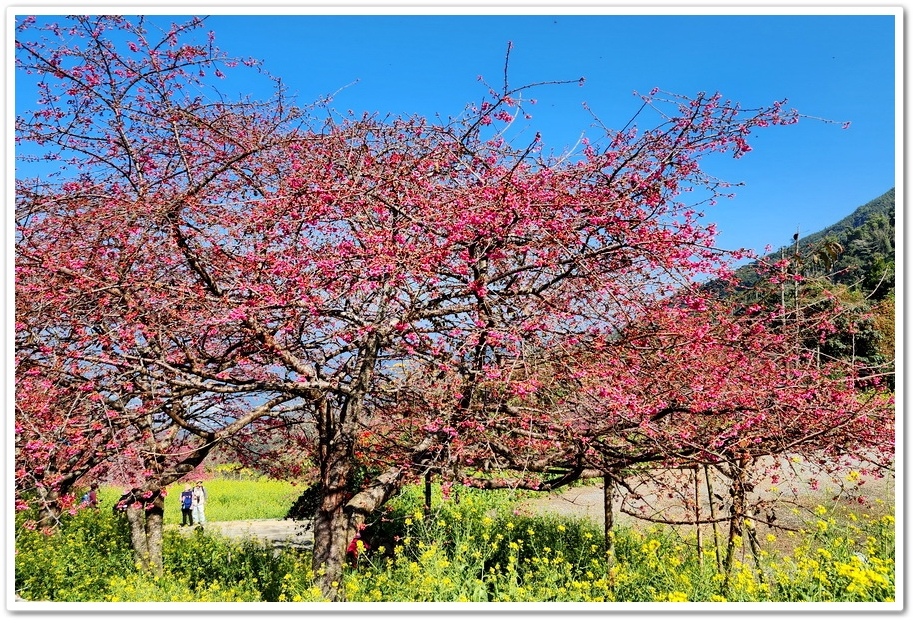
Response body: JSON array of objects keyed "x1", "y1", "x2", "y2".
[
  {"x1": 15, "y1": 483, "x2": 895, "y2": 603},
  {"x1": 14, "y1": 509, "x2": 135, "y2": 601},
  {"x1": 342, "y1": 485, "x2": 895, "y2": 603},
  {"x1": 161, "y1": 529, "x2": 317, "y2": 601},
  {"x1": 285, "y1": 482, "x2": 322, "y2": 520},
  {"x1": 15, "y1": 505, "x2": 323, "y2": 602},
  {"x1": 833, "y1": 207, "x2": 895, "y2": 299}
]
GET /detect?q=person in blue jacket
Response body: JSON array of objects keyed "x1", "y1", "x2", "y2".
[{"x1": 180, "y1": 486, "x2": 194, "y2": 526}]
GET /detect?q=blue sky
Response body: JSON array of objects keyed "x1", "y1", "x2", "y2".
[
  {"x1": 203, "y1": 11, "x2": 898, "y2": 256},
  {"x1": 13, "y1": 9, "x2": 899, "y2": 256}
]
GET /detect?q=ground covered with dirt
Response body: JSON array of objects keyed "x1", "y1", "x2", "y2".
[{"x1": 199, "y1": 456, "x2": 895, "y2": 553}]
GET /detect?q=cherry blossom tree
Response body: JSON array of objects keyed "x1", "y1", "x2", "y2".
[
  {"x1": 14, "y1": 356, "x2": 133, "y2": 527},
  {"x1": 15, "y1": 15, "x2": 892, "y2": 599},
  {"x1": 408, "y1": 277, "x2": 893, "y2": 571},
  {"x1": 15, "y1": 14, "x2": 310, "y2": 572}
]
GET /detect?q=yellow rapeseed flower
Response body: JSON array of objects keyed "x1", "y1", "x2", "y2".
[{"x1": 666, "y1": 591, "x2": 689, "y2": 602}]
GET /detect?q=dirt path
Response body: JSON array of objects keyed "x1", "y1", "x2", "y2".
[
  {"x1": 177, "y1": 518, "x2": 314, "y2": 551},
  {"x1": 519, "y1": 457, "x2": 895, "y2": 539},
  {"x1": 193, "y1": 458, "x2": 894, "y2": 550}
]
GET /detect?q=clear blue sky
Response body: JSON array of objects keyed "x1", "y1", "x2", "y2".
[{"x1": 14, "y1": 9, "x2": 899, "y2": 256}]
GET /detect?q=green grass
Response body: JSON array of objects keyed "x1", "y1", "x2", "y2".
[
  {"x1": 162, "y1": 478, "x2": 301, "y2": 523},
  {"x1": 94, "y1": 477, "x2": 301, "y2": 523}
]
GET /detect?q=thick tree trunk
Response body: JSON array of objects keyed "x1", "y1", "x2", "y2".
[
  {"x1": 36, "y1": 488, "x2": 62, "y2": 529},
  {"x1": 144, "y1": 503, "x2": 165, "y2": 574},
  {"x1": 312, "y1": 501, "x2": 351, "y2": 601},
  {"x1": 313, "y1": 464, "x2": 410, "y2": 600},
  {"x1": 35, "y1": 473, "x2": 79, "y2": 529},
  {"x1": 311, "y1": 437, "x2": 356, "y2": 601},
  {"x1": 310, "y1": 340, "x2": 384, "y2": 601},
  {"x1": 124, "y1": 491, "x2": 166, "y2": 574},
  {"x1": 310, "y1": 391, "x2": 429, "y2": 601},
  {"x1": 118, "y1": 428, "x2": 214, "y2": 575},
  {"x1": 125, "y1": 505, "x2": 152, "y2": 570}
]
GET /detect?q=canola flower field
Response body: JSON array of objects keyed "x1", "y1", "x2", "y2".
[{"x1": 14, "y1": 477, "x2": 895, "y2": 603}]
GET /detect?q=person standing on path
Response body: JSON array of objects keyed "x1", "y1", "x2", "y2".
[
  {"x1": 180, "y1": 486, "x2": 194, "y2": 526},
  {"x1": 191, "y1": 480, "x2": 207, "y2": 526}
]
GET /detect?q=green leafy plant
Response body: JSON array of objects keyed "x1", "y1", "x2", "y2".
[{"x1": 15, "y1": 483, "x2": 895, "y2": 603}]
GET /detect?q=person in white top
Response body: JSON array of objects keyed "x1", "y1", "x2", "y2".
[{"x1": 191, "y1": 480, "x2": 208, "y2": 525}]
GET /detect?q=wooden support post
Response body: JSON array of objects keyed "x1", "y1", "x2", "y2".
[
  {"x1": 694, "y1": 465, "x2": 702, "y2": 567},
  {"x1": 603, "y1": 473, "x2": 616, "y2": 582},
  {"x1": 704, "y1": 464, "x2": 722, "y2": 573}
]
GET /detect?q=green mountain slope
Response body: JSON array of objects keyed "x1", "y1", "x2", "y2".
[
  {"x1": 733, "y1": 188, "x2": 896, "y2": 298},
  {"x1": 718, "y1": 188, "x2": 896, "y2": 388}
]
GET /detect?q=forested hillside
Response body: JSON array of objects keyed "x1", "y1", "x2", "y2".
[
  {"x1": 729, "y1": 188, "x2": 896, "y2": 385},
  {"x1": 734, "y1": 188, "x2": 895, "y2": 298}
]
